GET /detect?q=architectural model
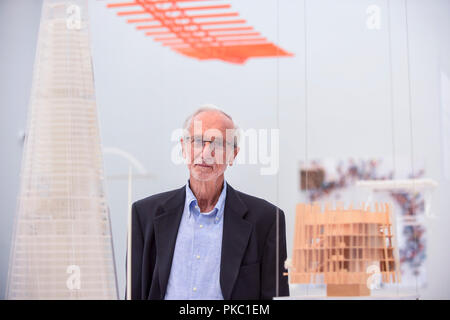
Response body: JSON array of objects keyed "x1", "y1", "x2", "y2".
[
  {"x1": 287, "y1": 202, "x2": 400, "y2": 296},
  {"x1": 6, "y1": 0, "x2": 118, "y2": 299}
]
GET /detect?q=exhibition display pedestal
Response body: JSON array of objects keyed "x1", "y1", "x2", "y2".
[
  {"x1": 275, "y1": 294, "x2": 419, "y2": 300},
  {"x1": 275, "y1": 286, "x2": 419, "y2": 300}
]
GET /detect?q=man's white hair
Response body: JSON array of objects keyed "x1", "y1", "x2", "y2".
[{"x1": 183, "y1": 104, "x2": 240, "y2": 148}]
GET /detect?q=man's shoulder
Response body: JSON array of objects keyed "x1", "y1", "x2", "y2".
[
  {"x1": 234, "y1": 189, "x2": 277, "y2": 210},
  {"x1": 231, "y1": 187, "x2": 284, "y2": 219},
  {"x1": 133, "y1": 186, "x2": 185, "y2": 211}
]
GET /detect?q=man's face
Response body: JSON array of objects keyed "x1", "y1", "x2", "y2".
[{"x1": 181, "y1": 111, "x2": 239, "y2": 182}]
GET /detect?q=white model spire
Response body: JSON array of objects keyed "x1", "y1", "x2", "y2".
[{"x1": 6, "y1": 0, "x2": 118, "y2": 299}]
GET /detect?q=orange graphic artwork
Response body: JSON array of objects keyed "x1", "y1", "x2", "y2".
[{"x1": 106, "y1": 0, "x2": 293, "y2": 64}]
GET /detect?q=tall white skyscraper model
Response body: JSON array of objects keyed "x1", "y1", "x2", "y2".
[{"x1": 6, "y1": 0, "x2": 118, "y2": 299}]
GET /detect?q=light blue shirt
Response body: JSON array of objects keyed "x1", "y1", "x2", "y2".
[{"x1": 164, "y1": 180, "x2": 227, "y2": 300}]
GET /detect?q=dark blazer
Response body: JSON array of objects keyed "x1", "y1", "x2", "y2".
[{"x1": 127, "y1": 183, "x2": 289, "y2": 300}]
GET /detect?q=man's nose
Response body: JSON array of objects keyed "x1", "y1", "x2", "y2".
[{"x1": 201, "y1": 141, "x2": 215, "y2": 158}]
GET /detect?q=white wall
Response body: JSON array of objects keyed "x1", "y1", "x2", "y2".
[{"x1": 1, "y1": 0, "x2": 449, "y2": 299}]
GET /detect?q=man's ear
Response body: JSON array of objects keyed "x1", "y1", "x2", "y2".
[
  {"x1": 228, "y1": 146, "x2": 240, "y2": 166},
  {"x1": 180, "y1": 138, "x2": 186, "y2": 159}
]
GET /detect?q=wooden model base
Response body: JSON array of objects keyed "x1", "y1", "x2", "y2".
[{"x1": 327, "y1": 284, "x2": 371, "y2": 297}]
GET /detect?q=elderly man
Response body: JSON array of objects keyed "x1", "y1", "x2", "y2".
[{"x1": 128, "y1": 106, "x2": 289, "y2": 300}]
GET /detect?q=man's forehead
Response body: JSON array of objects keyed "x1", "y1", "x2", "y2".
[{"x1": 190, "y1": 111, "x2": 234, "y2": 132}]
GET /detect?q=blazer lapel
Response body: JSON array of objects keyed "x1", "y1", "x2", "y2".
[
  {"x1": 220, "y1": 183, "x2": 252, "y2": 299},
  {"x1": 153, "y1": 186, "x2": 186, "y2": 299}
]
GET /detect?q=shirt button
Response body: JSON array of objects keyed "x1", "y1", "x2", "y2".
[
  {"x1": 215, "y1": 217, "x2": 219, "y2": 221},
  {"x1": 195, "y1": 205, "x2": 199, "y2": 209},
  {"x1": 193, "y1": 287, "x2": 197, "y2": 292},
  {"x1": 196, "y1": 255, "x2": 200, "y2": 259},
  {"x1": 199, "y1": 224, "x2": 203, "y2": 228}
]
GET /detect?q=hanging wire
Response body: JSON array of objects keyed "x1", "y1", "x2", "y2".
[
  {"x1": 303, "y1": 0, "x2": 309, "y2": 204},
  {"x1": 276, "y1": 1, "x2": 280, "y2": 187},
  {"x1": 386, "y1": 0, "x2": 397, "y2": 185},
  {"x1": 275, "y1": 0, "x2": 280, "y2": 299},
  {"x1": 303, "y1": 0, "x2": 310, "y2": 297},
  {"x1": 403, "y1": 0, "x2": 419, "y2": 297},
  {"x1": 385, "y1": 0, "x2": 400, "y2": 297}
]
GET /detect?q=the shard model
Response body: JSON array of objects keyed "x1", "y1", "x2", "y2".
[
  {"x1": 287, "y1": 202, "x2": 400, "y2": 296},
  {"x1": 6, "y1": 0, "x2": 118, "y2": 299}
]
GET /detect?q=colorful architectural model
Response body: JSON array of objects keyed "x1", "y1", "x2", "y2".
[
  {"x1": 106, "y1": 0, "x2": 293, "y2": 64},
  {"x1": 287, "y1": 202, "x2": 400, "y2": 296},
  {"x1": 6, "y1": 0, "x2": 118, "y2": 299}
]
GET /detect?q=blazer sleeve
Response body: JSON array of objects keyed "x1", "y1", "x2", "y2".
[
  {"x1": 260, "y1": 209, "x2": 290, "y2": 299},
  {"x1": 125, "y1": 202, "x2": 145, "y2": 300}
]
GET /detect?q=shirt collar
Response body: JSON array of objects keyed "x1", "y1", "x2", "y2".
[{"x1": 185, "y1": 179, "x2": 227, "y2": 223}]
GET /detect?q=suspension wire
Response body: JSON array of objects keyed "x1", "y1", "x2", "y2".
[
  {"x1": 386, "y1": 0, "x2": 397, "y2": 189},
  {"x1": 404, "y1": 0, "x2": 419, "y2": 296},
  {"x1": 385, "y1": 0, "x2": 400, "y2": 297},
  {"x1": 303, "y1": 0, "x2": 310, "y2": 297},
  {"x1": 275, "y1": 0, "x2": 280, "y2": 299}
]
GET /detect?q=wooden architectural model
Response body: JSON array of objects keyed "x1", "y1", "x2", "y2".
[
  {"x1": 287, "y1": 202, "x2": 400, "y2": 296},
  {"x1": 6, "y1": 0, "x2": 118, "y2": 299}
]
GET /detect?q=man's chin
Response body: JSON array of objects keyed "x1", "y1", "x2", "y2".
[{"x1": 191, "y1": 169, "x2": 217, "y2": 181}]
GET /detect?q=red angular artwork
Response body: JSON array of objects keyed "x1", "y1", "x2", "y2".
[{"x1": 106, "y1": 0, "x2": 293, "y2": 64}]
